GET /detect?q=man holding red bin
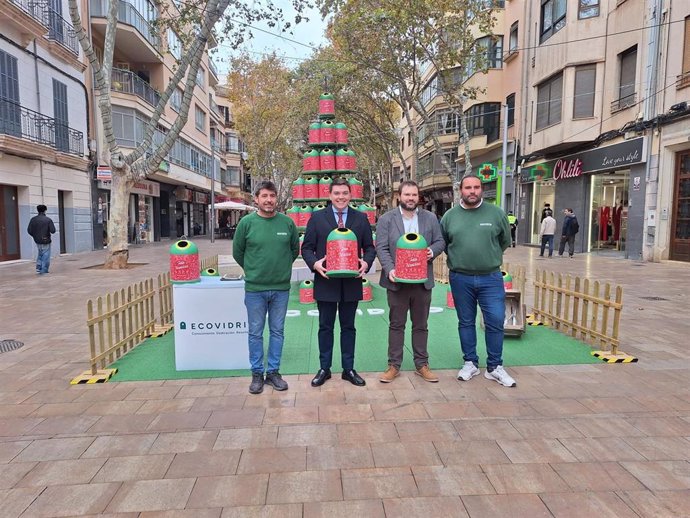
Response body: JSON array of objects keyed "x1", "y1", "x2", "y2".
[{"x1": 376, "y1": 181, "x2": 445, "y2": 383}]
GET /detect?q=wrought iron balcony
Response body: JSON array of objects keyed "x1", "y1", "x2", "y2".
[
  {"x1": 46, "y1": 8, "x2": 80, "y2": 56},
  {"x1": 90, "y1": 0, "x2": 160, "y2": 50},
  {"x1": 8, "y1": 0, "x2": 48, "y2": 25},
  {"x1": 111, "y1": 68, "x2": 161, "y2": 108},
  {"x1": 0, "y1": 97, "x2": 84, "y2": 156},
  {"x1": 611, "y1": 92, "x2": 636, "y2": 113}
]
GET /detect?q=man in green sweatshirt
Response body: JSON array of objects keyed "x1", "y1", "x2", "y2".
[
  {"x1": 233, "y1": 181, "x2": 299, "y2": 394},
  {"x1": 440, "y1": 175, "x2": 516, "y2": 387}
]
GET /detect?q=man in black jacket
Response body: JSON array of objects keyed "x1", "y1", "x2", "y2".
[
  {"x1": 301, "y1": 178, "x2": 376, "y2": 387},
  {"x1": 558, "y1": 208, "x2": 579, "y2": 258},
  {"x1": 27, "y1": 204, "x2": 56, "y2": 274}
]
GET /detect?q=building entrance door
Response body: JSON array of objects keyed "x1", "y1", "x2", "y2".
[
  {"x1": 670, "y1": 151, "x2": 690, "y2": 262},
  {"x1": 0, "y1": 185, "x2": 20, "y2": 261}
]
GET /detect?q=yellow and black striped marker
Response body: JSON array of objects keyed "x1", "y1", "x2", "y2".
[
  {"x1": 70, "y1": 368, "x2": 118, "y2": 385},
  {"x1": 146, "y1": 324, "x2": 174, "y2": 338},
  {"x1": 591, "y1": 351, "x2": 638, "y2": 363}
]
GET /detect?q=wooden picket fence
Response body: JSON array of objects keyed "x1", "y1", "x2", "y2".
[
  {"x1": 533, "y1": 269, "x2": 623, "y2": 354},
  {"x1": 84, "y1": 254, "x2": 219, "y2": 377},
  {"x1": 86, "y1": 278, "x2": 156, "y2": 374}
]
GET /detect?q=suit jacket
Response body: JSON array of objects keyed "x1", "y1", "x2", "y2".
[
  {"x1": 302, "y1": 207, "x2": 376, "y2": 302},
  {"x1": 376, "y1": 207, "x2": 445, "y2": 291}
]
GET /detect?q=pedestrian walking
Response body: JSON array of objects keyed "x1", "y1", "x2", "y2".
[
  {"x1": 301, "y1": 178, "x2": 376, "y2": 388},
  {"x1": 558, "y1": 208, "x2": 579, "y2": 258},
  {"x1": 376, "y1": 181, "x2": 445, "y2": 383},
  {"x1": 441, "y1": 175, "x2": 516, "y2": 387},
  {"x1": 232, "y1": 181, "x2": 300, "y2": 394},
  {"x1": 27, "y1": 204, "x2": 56, "y2": 275},
  {"x1": 539, "y1": 213, "x2": 557, "y2": 257}
]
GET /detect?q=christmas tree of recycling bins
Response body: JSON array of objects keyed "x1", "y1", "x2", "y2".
[{"x1": 287, "y1": 93, "x2": 377, "y2": 242}]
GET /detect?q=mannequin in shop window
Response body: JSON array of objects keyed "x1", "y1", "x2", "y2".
[{"x1": 613, "y1": 200, "x2": 625, "y2": 243}]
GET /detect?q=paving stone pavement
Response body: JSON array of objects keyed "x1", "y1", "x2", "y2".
[{"x1": 0, "y1": 240, "x2": 688, "y2": 517}]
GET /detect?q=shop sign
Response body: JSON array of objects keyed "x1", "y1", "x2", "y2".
[
  {"x1": 194, "y1": 192, "x2": 209, "y2": 204},
  {"x1": 479, "y1": 163, "x2": 498, "y2": 182},
  {"x1": 553, "y1": 158, "x2": 583, "y2": 181},
  {"x1": 131, "y1": 179, "x2": 160, "y2": 197},
  {"x1": 96, "y1": 166, "x2": 112, "y2": 181},
  {"x1": 176, "y1": 186, "x2": 193, "y2": 202},
  {"x1": 524, "y1": 137, "x2": 645, "y2": 183},
  {"x1": 159, "y1": 160, "x2": 170, "y2": 173}
]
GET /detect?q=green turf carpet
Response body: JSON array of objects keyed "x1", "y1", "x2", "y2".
[{"x1": 109, "y1": 283, "x2": 599, "y2": 382}]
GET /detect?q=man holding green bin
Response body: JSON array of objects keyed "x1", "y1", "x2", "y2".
[
  {"x1": 376, "y1": 181, "x2": 445, "y2": 383},
  {"x1": 233, "y1": 181, "x2": 299, "y2": 394}
]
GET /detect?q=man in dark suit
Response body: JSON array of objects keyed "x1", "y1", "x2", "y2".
[
  {"x1": 302, "y1": 178, "x2": 376, "y2": 387},
  {"x1": 376, "y1": 181, "x2": 445, "y2": 383}
]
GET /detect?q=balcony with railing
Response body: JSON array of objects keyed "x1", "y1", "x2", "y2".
[
  {"x1": 46, "y1": 9, "x2": 80, "y2": 57},
  {"x1": 208, "y1": 58, "x2": 219, "y2": 82},
  {"x1": 0, "y1": 97, "x2": 84, "y2": 157},
  {"x1": 90, "y1": 0, "x2": 161, "y2": 61},
  {"x1": 111, "y1": 68, "x2": 161, "y2": 108},
  {"x1": 0, "y1": 0, "x2": 48, "y2": 42},
  {"x1": 611, "y1": 92, "x2": 636, "y2": 113}
]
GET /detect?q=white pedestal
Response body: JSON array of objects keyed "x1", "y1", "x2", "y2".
[{"x1": 173, "y1": 278, "x2": 250, "y2": 370}]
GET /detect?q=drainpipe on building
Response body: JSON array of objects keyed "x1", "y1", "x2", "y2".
[{"x1": 642, "y1": 0, "x2": 664, "y2": 261}]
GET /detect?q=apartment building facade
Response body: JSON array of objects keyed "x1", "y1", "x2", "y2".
[
  {"x1": 391, "y1": 0, "x2": 689, "y2": 262},
  {"x1": 518, "y1": 0, "x2": 689, "y2": 262},
  {"x1": 389, "y1": 1, "x2": 519, "y2": 217},
  {"x1": 0, "y1": 0, "x2": 91, "y2": 263}
]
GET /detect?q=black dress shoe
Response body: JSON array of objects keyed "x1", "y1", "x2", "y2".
[
  {"x1": 342, "y1": 369, "x2": 366, "y2": 386},
  {"x1": 311, "y1": 368, "x2": 331, "y2": 387}
]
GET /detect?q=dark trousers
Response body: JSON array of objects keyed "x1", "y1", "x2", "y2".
[
  {"x1": 558, "y1": 235, "x2": 575, "y2": 256},
  {"x1": 540, "y1": 235, "x2": 554, "y2": 256},
  {"x1": 317, "y1": 300, "x2": 358, "y2": 370},
  {"x1": 510, "y1": 227, "x2": 516, "y2": 246},
  {"x1": 387, "y1": 284, "x2": 432, "y2": 369}
]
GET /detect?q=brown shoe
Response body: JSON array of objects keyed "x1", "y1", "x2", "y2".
[
  {"x1": 415, "y1": 365, "x2": 439, "y2": 382},
  {"x1": 379, "y1": 365, "x2": 400, "y2": 383}
]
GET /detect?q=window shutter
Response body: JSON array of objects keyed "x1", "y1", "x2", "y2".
[
  {"x1": 683, "y1": 17, "x2": 690, "y2": 75},
  {"x1": 574, "y1": 65, "x2": 596, "y2": 118}
]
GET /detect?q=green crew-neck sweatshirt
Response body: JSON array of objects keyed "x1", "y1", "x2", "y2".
[
  {"x1": 232, "y1": 212, "x2": 299, "y2": 292},
  {"x1": 440, "y1": 202, "x2": 511, "y2": 274}
]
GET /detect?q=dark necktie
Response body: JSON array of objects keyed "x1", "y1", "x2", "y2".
[{"x1": 337, "y1": 211, "x2": 344, "y2": 228}]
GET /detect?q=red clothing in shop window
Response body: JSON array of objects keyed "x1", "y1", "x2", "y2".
[
  {"x1": 599, "y1": 206, "x2": 610, "y2": 241},
  {"x1": 613, "y1": 204, "x2": 623, "y2": 241}
]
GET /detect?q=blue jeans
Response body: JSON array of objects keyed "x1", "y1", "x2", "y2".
[
  {"x1": 449, "y1": 271, "x2": 505, "y2": 369},
  {"x1": 36, "y1": 243, "x2": 51, "y2": 273},
  {"x1": 540, "y1": 235, "x2": 554, "y2": 256},
  {"x1": 244, "y1": 290, "x2": 290, "y2": 374}
]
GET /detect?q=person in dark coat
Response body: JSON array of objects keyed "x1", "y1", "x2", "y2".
[
  {"x1": 301, "y1": 178, "x2": 376, "y2": 387},
  {"x1": 27, "y1": 204, "x2": 56, "y2": 275}
]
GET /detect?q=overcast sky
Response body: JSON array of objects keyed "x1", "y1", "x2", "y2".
[{"x1": 214, "y1": 2, "x2": 329, "y2": 76}]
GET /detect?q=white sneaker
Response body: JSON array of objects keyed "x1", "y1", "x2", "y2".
[
  {"x1": 485, "y1": 365, "x2": 516, "y2": 387},
  {"x1": 457, "y1": 361, "x2": 480, "y2": 381}
]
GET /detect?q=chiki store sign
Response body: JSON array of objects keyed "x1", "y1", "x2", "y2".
[{"x1": 525, "y1": 137, "x2": 645, "y2": 182}]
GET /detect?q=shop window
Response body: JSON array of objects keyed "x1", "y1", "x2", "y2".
[
  {"x1": 536, "y1": 73, "x2": 563, "y2": 130},
  {"x1": 578, "y1": 0, "x2": 599, "y2": 19},
  {"x1": 574, "y1": 64, "x2": 596, "y2": 118},
  {"x1": 613, "y1": 46, "x2": 637, "y2": 111},
  {"x1": 540, "y1": 0, "x2": 566, "y2": 43}
]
